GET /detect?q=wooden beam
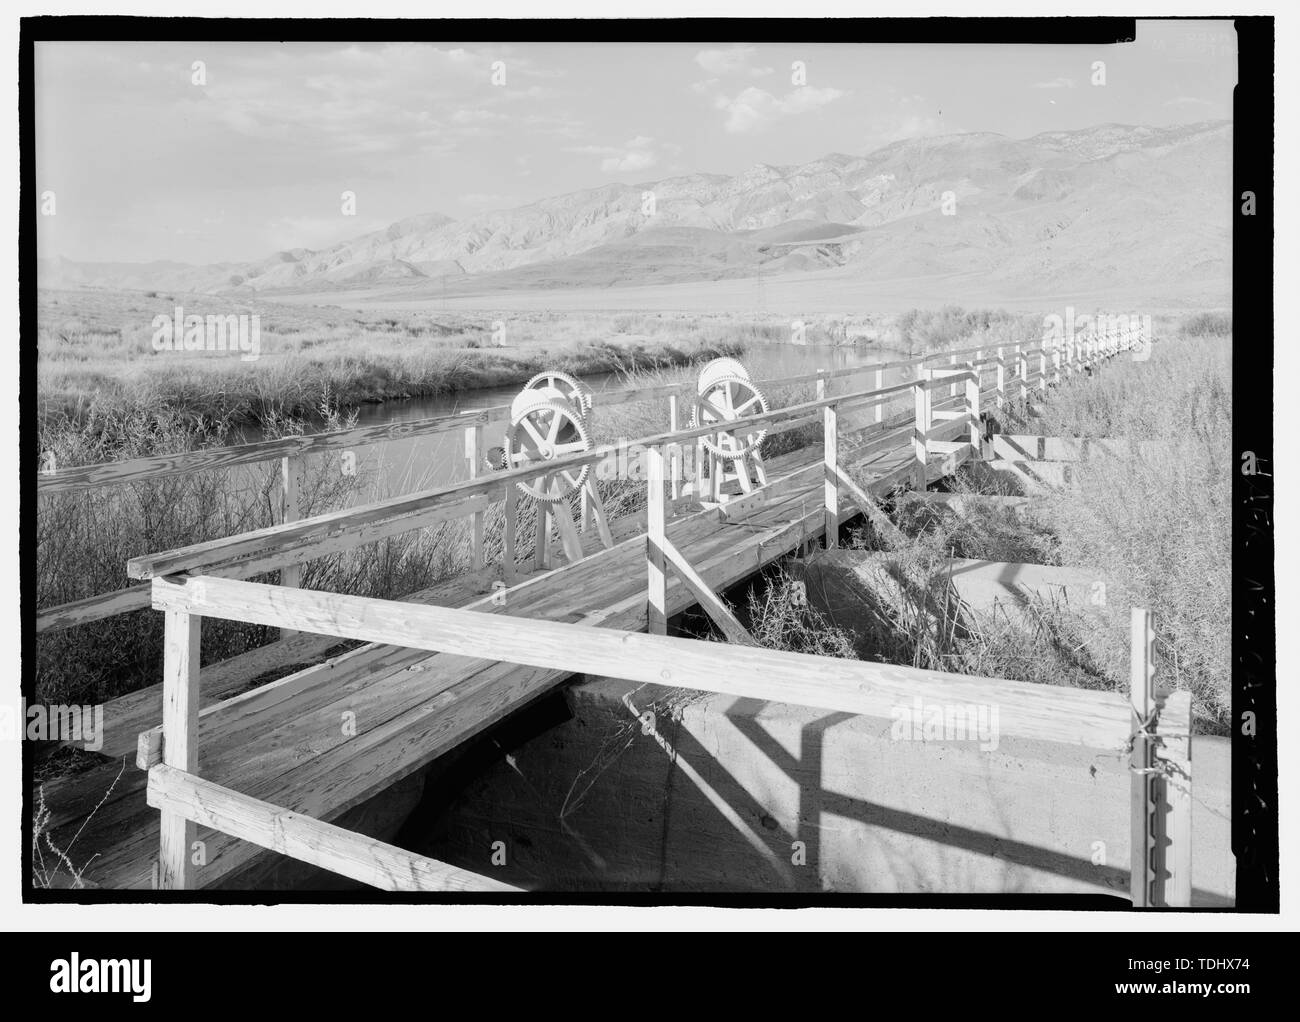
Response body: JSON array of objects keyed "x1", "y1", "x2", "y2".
[
  {"x1": 965, "y1": 361, "x2": 981, "y2": 456},
  {"x1": 37, "y1": 583, "x2": 151, "y2": 633},
  {"x1": 823, "y1": 399, "x2": 838, "y2": 549},
  {"x1": 146, "y1": 765, "x2": 521, "y2": 893},
  {"x1": 464, "y1": 425, "x2": 484, "y2": 571},
  {"x1": 158, "y1": 609, "x2": 201, "y2": 890},
  {"x1": 662, "y1": 537, "x2": 757, "y2": 646},
  {"x1": 646, "y1": 445, "x2": 667, "y2": 635},
  {"x1": 912, "y1": 374, "x2": 929, "y2": 492},
  {"x1": 38, "y1": 405, "x2": 503, "y2": 497},
  {"x1": 279, "y1": 454, "x2": 304, "y2": 639},
  {"x1": 151, "y1": 575, "x2": 1135, "y2": 751},
  {"x1": 833, "y1": 466, "x2": 906, "y2": 548}
]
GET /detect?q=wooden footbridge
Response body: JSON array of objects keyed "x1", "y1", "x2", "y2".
[{"x1": 35, "y1": 327, "x2": 1192, "y2": 905}]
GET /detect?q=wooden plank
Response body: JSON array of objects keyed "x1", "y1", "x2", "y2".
[
  {"x1": 668, "y1": 394, "x2": 680, "y2": 501},
  {"x1": 965, "y1": 360, "x2": 981, "y2": 455},
  {"x1": 662, "y1": 537, "x2": 756, "y2": 646},
  {"x1": 279, "y1": 454, "x2": 304, "y2": 639},
  {"x1": 464, "y1": 426, "x2": 484, "y2": 571},
  {"x1": 129, "y1": 490, "x2": 491, "y2": 581},
  {"x1": 823, "y1": 399, "x2": 838, "y2": 549},
  {"x1": 646, "y1": 445, "x2": 667, "y2": 634},
  {"x1": 151, "y1": 575, "x2": 1135, "y2": 751},
  {"x1": 37, "y1": 583, "x2": 151, "y2": 633},
  {"x1": 146, "y1": 765, "x2": 520, "y2": 892},
  {"x1": 503, "y1": 484, "x2": 518, "y2": 582},
  {"x1": 833, "y1": 467, "x2": 905, "y2": 548},
  {"x1": 38, "y1": 406, "x2": 504, "y2": 497},
  {"x1": 158, "y1": 609, "x2": 201, "y2": 890},
  {"x1": 912, "y1": 375, "x2": 929, "y2": 491}
]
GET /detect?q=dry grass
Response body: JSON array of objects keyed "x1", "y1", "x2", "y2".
[{"x1": 742, "y1": 318, "x2": 1231, "y2": 733}]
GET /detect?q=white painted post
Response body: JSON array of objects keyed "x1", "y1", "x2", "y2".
[
  {"x1": 502, "y1": 482, "x2": 517, "y2": 584},
  {"x1": 464, "y1": 425, "x2": 484, "y2": 572},
  {"x1": 1039, "y1": 347, "x2": 1048, "y2": 393},
  {"x1": 995, "y1": 346, "x2": 1005, "y2": 412},
  {"x1": 874, "y1": 366, "x2": 884, "y2": 424},
  {"x1": 158, "y1": 608, "x2": 201, "y2": 890},
  {"x1": 824, "y1": 399, "x2": 838, "y2": 548},
  {"x1": 279, "y1": 454, "x2": 304, "y2": 639},
  {"x1": 965, "y1": 362, "x2": 980, "y2": 458},
  {"x1": 646, "y1": 444, "x2": 667, "y2": 635},
  {"x1": 948, "y1": 353, "x2": 958, "y2": 398},
  {"x1": 912, "y1": 371, "x2": 930, "y2": 491},
  {"x1": 668, "y1": 394, "x2": 681, "y2": 501}
]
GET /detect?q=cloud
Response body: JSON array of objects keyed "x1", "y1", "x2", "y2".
[
  {"x1": 694, "y1": 46, "x2": 756, "y2": 76},
  {"x1": 1032, "y1": 77, "x2": 1076, "y2": 89},
  {"x1": 565, "y1": 135, "x2": 673, "y2": 174},
  {"x1": 710, "y1": 85, "x2": 847, "y2": 133}
]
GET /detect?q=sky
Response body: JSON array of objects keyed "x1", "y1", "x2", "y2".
[{"x1": 34, "y1": 19, "x2": 1238, "y2": 265}]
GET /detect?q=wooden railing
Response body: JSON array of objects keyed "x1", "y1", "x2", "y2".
[
  {"x1": 47, "y1": 325, "x2": 1140, "y2": 635},
  {"x1": 125, "y1": 323, "x2": 1185, "y2": 900}
]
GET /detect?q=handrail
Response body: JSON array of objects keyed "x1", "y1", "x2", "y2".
[
  {"x1": 37, "y1": 339, "x2": 1053, "y2": 497},
  {"x1": 129, "y1": 331, "x2": 1141, "y2": 581},
  {"x1": 53, "y1": 327, "x2": 1142, "y2": 628},
  {"x1": 125, "y1": 376, "x2": 929, "y2": 581}
]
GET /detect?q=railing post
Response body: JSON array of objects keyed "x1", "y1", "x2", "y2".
[
  {"x1": 965, "y1": 362, "x2": 980, "y2": 458},
  {"x1": 823, "y1": 398, "x2": 838, "y2": 548},
  {"x1": 646, "y1": 444, "x2": 667, "y2": 635},
  {"x1": 502, "y1": 482, "x2": 518, "y2": 584},
  {"x1": 948, "y1": 353, "x2": 958, "y2": 398},
  {"x1": 279, "y1": 454, "x2": 304, "y2": 639},
  {"x1": 668, "y1": 394, "x2": 681, "y2": 501},
  {"x1": 912, "y1": 371, "x2": 930, "y2": 491},
  {"x1": 874, "y1": 366, "x2": 884, "y2": 423},
  {"x1": 995, "y1": 346, "x2": 1005, "y2": 412},
  {"x1": 1039, "y1": 346, "x2": 1048, "y2": 393},
  {"x1": 1016, "y1": 345, "x2": 1028, "y2": 404},
  {"x1": 464, "y1": 425, "x2": 484, "y2": 572},
  {"x1": 158, "y1": 607, "x2": 201, "y2": 890}
]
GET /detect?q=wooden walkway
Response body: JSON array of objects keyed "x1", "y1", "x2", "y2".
[
  {"x1": 40, "y1": 332, "x2": 1168, "y2": 894},
  {"x1": 46, "y1": 417, "x2": 969, "y2": 888}
]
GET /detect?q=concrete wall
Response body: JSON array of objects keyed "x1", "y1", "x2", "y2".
[{"x1": 411, "y1": 677, "x2": 1234, "y2": 904}]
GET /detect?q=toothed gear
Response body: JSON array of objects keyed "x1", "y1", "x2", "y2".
[
  {"x1": 690, "y1": 373, "x2": 769, "y2": 460},
  {"x1": 504, "y1": 396, "x2": 593, "y2": 502}
]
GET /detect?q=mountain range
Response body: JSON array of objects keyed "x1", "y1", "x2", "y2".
[{"x1": 39, "y1": 120, "x2": 1231, "y2": 303}]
